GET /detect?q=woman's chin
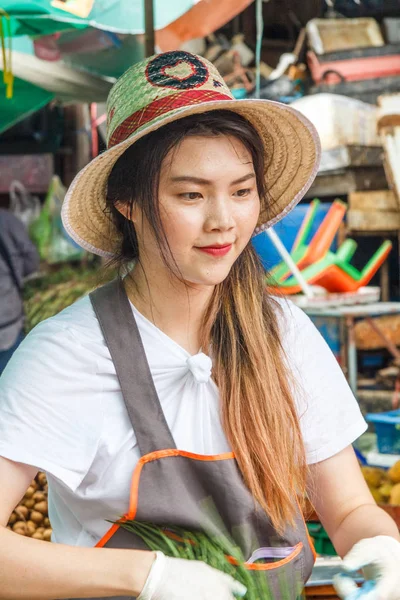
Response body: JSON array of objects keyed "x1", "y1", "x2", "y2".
[{"x1": 183, "y1": 267, "x2": 233, "y2": 287}]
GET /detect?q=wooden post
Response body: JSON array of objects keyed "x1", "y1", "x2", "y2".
[
  {"x1": 380, "y1": 258, "x2": 390, "y2": 302},
  {"x1": 144, "y1": 0, "x2": 155, "y2": 57}
]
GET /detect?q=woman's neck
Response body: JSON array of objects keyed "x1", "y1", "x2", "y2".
[{"x1": 124, "y1": 266, "x2": 215, "y2": 355}]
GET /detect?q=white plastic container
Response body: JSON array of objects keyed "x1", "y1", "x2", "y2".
[
  {"x1": 306, "y1": 18, "x2": 384, "y2": 54},
  {"x1": 384, "y1": 18, "x2": 400, "y2": 44},
  {"x1": 291, "y1": 93, "x2": 381, "y2": 150}
]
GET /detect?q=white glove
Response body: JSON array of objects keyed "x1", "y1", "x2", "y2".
[
  {"x1": 334, "y1": 536, "x2": 400, "y2": 600},
  {"x1": 138, "y1": 551, "x2": 247, "y2": 600}
]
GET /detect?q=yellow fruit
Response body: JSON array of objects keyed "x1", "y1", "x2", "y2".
[
  {"x1": 389, "y1": 483, "x2": 400, "y2": 505},
  {"x1": 26, "y1": 521, "x2": 36, "y2": 536},
  {"x1": 8, "y1": 513, "x2": 17, "y2": 525},
  {"x1": 37, "y1": 472, "x2": 47, "y2": 487},
  {"x1": 361, "y1": 466, "x2": 385, "y2": 488},
  {"x1": 379, "y1": 483, "x2": 393, "y2": 500},
  {"x1": 24, "y1": 486, "x2": 35, "y2": 499},
  {"x1": 32, "y1": 491, "x2": 45, "y2": 502},
  {"x1": 12, "y1": 521, "x2": 27, "y2": 534},
  {"x1": 381, "y1": 471, "x2": 393, "y2": 484},
  {"x1": 370, "y1": 488, "x2": 384, "y2": 503},
  {"x1": 34, "y1": 501, "x2": 48, "y2": 515},
  {"x1": 14, "y1": 505, "x2": 28, "y2": 520},
  {"x1": 43, "y1": 528, "x2": 52, "y2": 542},
  {"x1": 388, "y1": 461, "x2": 400, "y2": 483},
  {"x1": 30, "y1": 511, "x2": 44, "y2": 524}
]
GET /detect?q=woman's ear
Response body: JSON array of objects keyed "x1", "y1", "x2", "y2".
[{"x1": 114, "y1": 202, "x2": 139, "y2": 223}]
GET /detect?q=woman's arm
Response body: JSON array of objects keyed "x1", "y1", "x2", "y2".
[
  {"x1": 0, "y1": 456, "x2": 155, "y2": 599},
  {"x1": 307, "y1": 445, "x2": 400, "y2": 557}
]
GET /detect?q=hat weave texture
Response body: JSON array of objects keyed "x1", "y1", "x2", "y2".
[{"x1": 62, "y1": 50, "x2": 321, "y2": 257}]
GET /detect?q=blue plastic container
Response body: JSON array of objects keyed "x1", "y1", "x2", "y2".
[
  {"x1": 252, "y1": 202, "x2": 336, "y2": 270},
  {"x1": 366, "y1": 410, "x2": 400, "y2": 454}
]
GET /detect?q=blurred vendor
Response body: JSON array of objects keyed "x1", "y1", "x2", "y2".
[{"x1": 0, "y1": 209, "x2": 39, "y2": 375}]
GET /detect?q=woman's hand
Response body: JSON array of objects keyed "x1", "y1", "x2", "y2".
[
  {"x1": 138, "y1": 551, "x2": 247, "y2": 600},
  {"x1": 335, "y1": 536, "x2": 400, "y2": 600}
]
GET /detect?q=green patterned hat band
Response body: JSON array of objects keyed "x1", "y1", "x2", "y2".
[
  {"x1": 107, "y1": 51, "x2": 234, "y2": 148},
  {"x1": 61, "y1": 50, "x2": 321, "y2": 257}
]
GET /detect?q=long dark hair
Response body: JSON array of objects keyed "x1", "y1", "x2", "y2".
[{"x1": 106, "y1": 110, "x2": 307, "y2": 534}]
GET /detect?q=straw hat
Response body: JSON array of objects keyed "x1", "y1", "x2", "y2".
[{"x1": 62, "y1": 51, "x2": 321, "y2": 257}]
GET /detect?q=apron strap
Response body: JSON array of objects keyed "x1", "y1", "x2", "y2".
[{"x1": 90, "y1": 278, "x2": 177, "y2": 456}]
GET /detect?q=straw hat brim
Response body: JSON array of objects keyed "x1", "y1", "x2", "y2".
[{"x1": 62, "y1": 98, "x2": 321, "y2": 258}]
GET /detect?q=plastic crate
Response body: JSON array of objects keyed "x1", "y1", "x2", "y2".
[
  {"x1": 366, "y1": 410, "x2": 400, "y2": 454},
  {"x1": 306, "y1": 523, "x2": 336, "y2": 556}
]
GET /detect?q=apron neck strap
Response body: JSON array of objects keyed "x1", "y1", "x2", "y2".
[{"x1": 90, "y1": 278, "x2": 177, "y2": 456}]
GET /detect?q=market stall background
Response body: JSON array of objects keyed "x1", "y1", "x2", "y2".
[{"x1": 3, "y1": 0, "x2": 400, "y2": 598}]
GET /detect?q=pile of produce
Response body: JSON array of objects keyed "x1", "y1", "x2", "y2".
[
  {"x1": 361, "y1": 460, "x2": 400, "y2": 505},
  {"x1": 23, "y1": 265, "x2": 114, "y2": 332},
  {"x1": 7, "y1": 473, "x2": 52, "y2": 541},
  {"x1": 119, "y1": 520, "x2": 304, "y2": 600},
  {"x1": 8, "y1": 266, "x2": 116, "y2": 539}
]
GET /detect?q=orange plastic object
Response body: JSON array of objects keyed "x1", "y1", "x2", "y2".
[
  {"x1": 297, "y1": 200, "x2": 346, "y2": 269},
  {"x1": 270, "y1": 200, "x2": 346, "y2": 284},
  {"x1": 270, "y1": 242, "x2": 392, "y2": 295},
  {"x1": 157, "y1": 0, "x2": 254, "y2": 51}
]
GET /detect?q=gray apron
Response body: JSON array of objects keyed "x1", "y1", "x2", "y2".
[{"x1": 77, "y1": 279, "x2": 315, "y2": 599}]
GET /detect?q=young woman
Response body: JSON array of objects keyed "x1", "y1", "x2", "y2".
[{"x1": 0, "y1": 51, "x2": 399, "y2": 600}]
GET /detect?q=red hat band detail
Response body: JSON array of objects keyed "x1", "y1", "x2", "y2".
[{"x1": 108, "y1": 89, "x2": 232, "y2": 148}]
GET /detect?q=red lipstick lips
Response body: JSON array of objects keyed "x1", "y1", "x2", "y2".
[{"x1": 196, "y1": 244, "x2": 232, "y2": 257}]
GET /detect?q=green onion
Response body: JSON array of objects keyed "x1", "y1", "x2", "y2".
[{"x1": 116, "y1": 519, "x2": 304, "y2": 599}]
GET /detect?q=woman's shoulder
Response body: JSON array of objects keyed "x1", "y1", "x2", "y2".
[
  {"x1": 40, "y1": 293, "x2": 99, "y2": 335},
  {"x1": 0, "y1": 295, "x2": 107, "y2": 491},
  {"x1": 28, "y1": 293, "x2": 106, "y2": 353},
  {"x1": 268, "y1": 296, "x2": 331, "y2": 366},
  {"x1": 269, "y1": 295, "x2": 311, "y2": 340},
  {"x1": 2, "y1": 294, "x2": 107, "y2": 391}
]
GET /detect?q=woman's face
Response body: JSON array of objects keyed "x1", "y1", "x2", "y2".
[{"x1": 133, "y1": 134, "x2": 261, "y2": 287}]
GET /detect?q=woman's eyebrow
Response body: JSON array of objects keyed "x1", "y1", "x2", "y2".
[
  {"x1": 169, "y1": 172, "x2": 256, "y2": 185},
  {"x1": 232, "y1": 172, "x2": 256, "y2": 184}
]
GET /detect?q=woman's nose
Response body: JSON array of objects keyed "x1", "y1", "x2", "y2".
[{"x1": 204, "y1": 197, "x2": 235, "y2": 231}]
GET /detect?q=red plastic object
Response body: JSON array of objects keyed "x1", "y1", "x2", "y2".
[{"x1": 307, "y1": 50, "x2": 400, "y2": 85}]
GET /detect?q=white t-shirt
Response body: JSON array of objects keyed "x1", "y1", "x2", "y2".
[{"x1": 0, "y1": 294, "x2": 367, "y2": 547}]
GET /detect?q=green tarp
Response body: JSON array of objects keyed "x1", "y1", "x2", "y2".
[
  {"x1": 0, "y1": 1, "x2": 88, "y2": 37},
  {"x1": 0, "y1": 0, "x2": 196, "y2": 36},
  {"x1": 0, "y1": 75, "x2": 54, "y2": 134},
  {"x1": 0, "y1": 0, "x2": 196, "y2": 133}
]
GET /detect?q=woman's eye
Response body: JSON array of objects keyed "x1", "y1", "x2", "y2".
[
  {"x1": 235, "y1": 188, "x2": 251, "y2": 197},
  {"x1": 181, "y1": 192, "x2": 202, "y2": 200}
]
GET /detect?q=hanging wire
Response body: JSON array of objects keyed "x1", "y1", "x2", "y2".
[{"x1": 255, "y1": 0, "x2": 264, "y2": 99}]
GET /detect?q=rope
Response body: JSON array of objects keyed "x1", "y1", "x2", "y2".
[{"x1": 0, "y1": 9, "x2": 14, "y2": 98}]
